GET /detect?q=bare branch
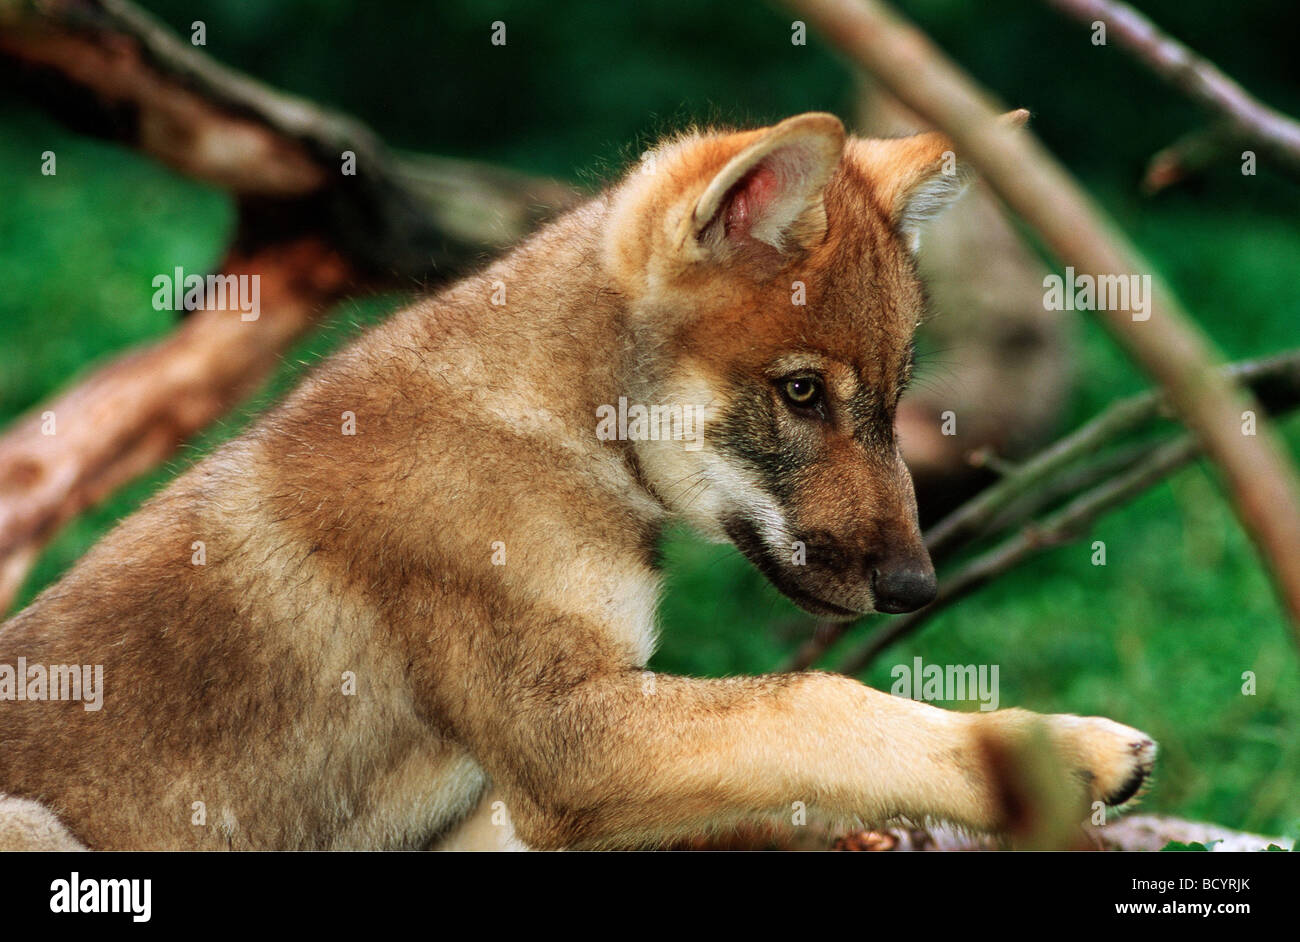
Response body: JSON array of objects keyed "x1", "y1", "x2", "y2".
[
  {"x1": 1048, "y1": 0, "x2": 1300, "y2": 180},
  {"x1": 926, "y1": 352, "x2": 1300, "y2": 558}
]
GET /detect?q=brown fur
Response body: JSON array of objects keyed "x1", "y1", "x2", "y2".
[{"x1": 0, "y1": 113, "x2": 1153, "y2": 850}]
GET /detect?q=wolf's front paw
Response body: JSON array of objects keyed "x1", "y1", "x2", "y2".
[{"x1": 1044, "y1": 714, "x2": 1157, "y2": 806}]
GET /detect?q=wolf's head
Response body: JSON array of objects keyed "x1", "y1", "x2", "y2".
[{"x1": 602, "y1": 111, "x2": 1022, "y2": 618}]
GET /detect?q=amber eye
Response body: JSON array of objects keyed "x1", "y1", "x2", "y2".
[{"x1": 782, "y1": 377, "x2": 821, "y2": 408}]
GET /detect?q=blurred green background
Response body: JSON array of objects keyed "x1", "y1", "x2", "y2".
[{"x1": 2, "y1": 0, "x2": 1298, "y2": 837}]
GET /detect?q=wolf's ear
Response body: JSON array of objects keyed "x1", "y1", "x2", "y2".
[
  {"x1": 856, "y1": 108, "x2": 1028, "y2": 252},
  {"x1": 689, "y1": 112, "x2": 845, "y2": 257}
]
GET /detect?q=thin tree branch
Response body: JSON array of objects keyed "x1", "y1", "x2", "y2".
[
  {"x1": 979, "y1": 439, "x2": 1153, "y2": 537},
  {"x1": 780, "y1": 0, "x2": 1300, "y2": 636},
  {"x1": 1047, "y1": 0, "x2": 1300, "y2": 180},
  {"x1": 926, "y1": 352, "x2": 1300, "y2": 558},
  {"x1": 925, "y1": 395, "x2": 1159, "y2": 559}
]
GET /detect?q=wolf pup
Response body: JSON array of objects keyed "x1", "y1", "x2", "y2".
[{"x1": 0, "y1": 112, "x2": 1154, "y2": 850}]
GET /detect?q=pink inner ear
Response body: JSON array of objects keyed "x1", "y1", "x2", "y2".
[{"x1": 724, "y1": 163, "x2": 780, "y2": 240}]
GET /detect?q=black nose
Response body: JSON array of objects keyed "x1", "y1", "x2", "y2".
[{"x1": 871, "y1": 566, "x2": 937, "y2": 614}]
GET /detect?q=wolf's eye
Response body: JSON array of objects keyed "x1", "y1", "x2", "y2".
[{"x1": 781, "y1": 377, "x2": 821, "y2": 408}]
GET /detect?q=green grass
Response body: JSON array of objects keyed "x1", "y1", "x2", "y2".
[{"x1": 3, "y1": 99, "x2": 1298, "y2": 841}]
